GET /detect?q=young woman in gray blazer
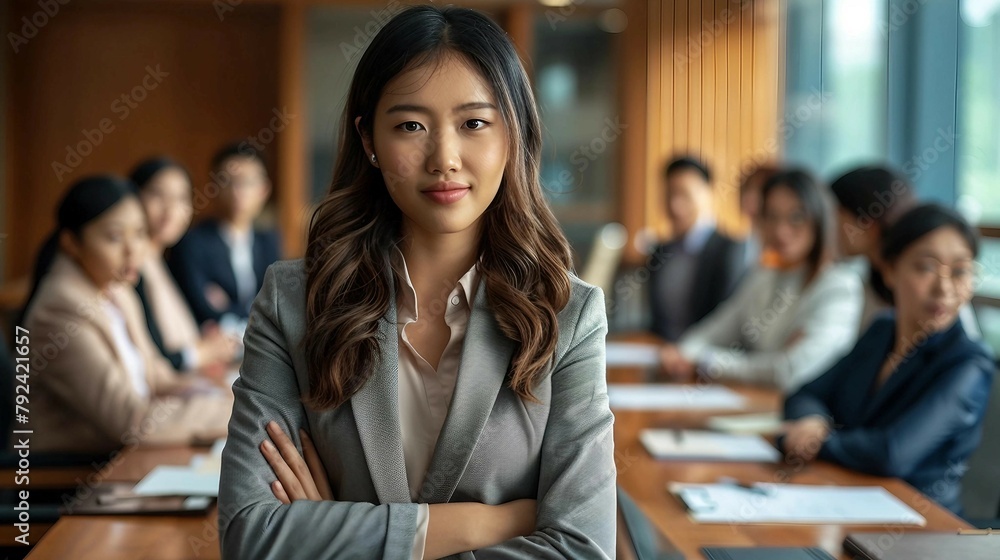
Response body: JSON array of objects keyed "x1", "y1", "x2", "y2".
[{"x1": 217, "y1": 6, "x2": 616, "y2": 559}]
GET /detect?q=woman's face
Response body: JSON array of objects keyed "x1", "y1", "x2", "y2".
[
  {"x1": 362, "y1": 52, "x2": 508, "y2": 239},
  {"x1": 761, "y1": 185, "x2": 816, "y2": 266},
  {"x1": 139, "y1": 167, "x2": 193, "y2": 248},
  {"x1": 62, "y1": 196, "x2": 148, "y2": 289},
  {"x1": 884, "y1": 227, "x2": 976, "y2": 334}
]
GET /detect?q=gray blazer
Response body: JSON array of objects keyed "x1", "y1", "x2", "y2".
[{"x1": 218, "y1": 259, "x2": 617, "y2": 559}]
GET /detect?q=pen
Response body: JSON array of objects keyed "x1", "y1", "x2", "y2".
[
  {"x1": 957, "y1": 528, "x2": 995, "y2": 535},
  {"x1": 717, "y1": 476, "x2": 772, "y2": 496}
]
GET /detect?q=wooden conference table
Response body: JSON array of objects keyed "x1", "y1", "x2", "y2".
[{"x1": 24, "y1": 354, "x2": 969, "y2": 559}]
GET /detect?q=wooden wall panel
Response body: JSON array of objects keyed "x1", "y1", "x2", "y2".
[
  {"x1": 624, "y1": 0, "x2": 784, "y2": 261},
  {"x1": 5, "y1": 0, "x2": 281, "y2": 281}
]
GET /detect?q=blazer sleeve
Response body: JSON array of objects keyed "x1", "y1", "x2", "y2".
[
  {"x1": 218, "y1": 264, "x2": 421, "y2": 560},
  {"x1": 31, "y1": 303, "x2": 224, "y2": 447},
  {"x1": 782, "y1": 356, "x2": 846, "y2": 422},
  {"x1": 168, "y1": 232, "x2": 224, "y2": 325},
  {"x1": 678, "y1": 270, "x2": 756, "y2": 356},
  {"x1": 466, "y1": 285, "x2": 617, "y2": 559},
  {"x1": 817, "y1": 358, "x2": 994, "y2": 479},
  {"x1": 692, "y1": 268, "x2": 863, "y2": 393}
]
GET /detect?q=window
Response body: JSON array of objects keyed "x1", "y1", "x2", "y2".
[
  {"x1": 533, "y1": 8, "x2": 621, "y2": 262},
  {"x1": 957, "y1": 0, "x2": 1000, "y2": 226},
  {"x1": 784, "y1": 0, "x2": 888, "y2": 177}
]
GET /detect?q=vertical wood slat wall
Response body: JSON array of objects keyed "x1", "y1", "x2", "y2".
[
  {"x1": 635, "y1": 0, "x2": 783, "y2": 259},
  {"x1": 3, "y1": 0, "x2": 291, "y2": 282}
]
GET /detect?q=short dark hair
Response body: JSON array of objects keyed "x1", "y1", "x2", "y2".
[
  {"x1": 664, "y1": 156, "x2": 711, "y2": 184},
  {"x1": 830, "y1": 165, "x2": 916, "y2": 229},
  {"x1": 882, "y1": 203, "x2": 979, "y2": 263},
  {"x1": 211, "y1": 142, "x2": 268, "y2": 175},
  {"x1": 761, "y1": 168, "x2": 831, "y2": 283}
]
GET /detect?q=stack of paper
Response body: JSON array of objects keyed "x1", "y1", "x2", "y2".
[
  {"x1": 706, "y1": 412, "x2": 784, "y2": 435},
  {"x1": 606, "y1": 342, "x2": 662, "y2": 367},
  {"x1": 670, "y1": 483, "x2": 926, "y2": 525},
  {"x1": 641, "y1": 429, "x2": 781, "y2": 462},
  {"x1": 607, "y1": 384, "x2": 745, "y2": 410}
]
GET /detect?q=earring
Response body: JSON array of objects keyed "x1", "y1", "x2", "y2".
[{"x1": 370, "y1": 153, "x2": 378, "y2": 165}]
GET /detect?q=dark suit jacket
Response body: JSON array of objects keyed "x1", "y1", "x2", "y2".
[
  {"x1": 167, "y1": 220, "x2": 281, "y2": 325},
  {"x1": 782, "y1": 316, "x2": 996, "y2": 515},
  {"x1": 648, "y1": 230, "x2": 745, "y2": 341}
]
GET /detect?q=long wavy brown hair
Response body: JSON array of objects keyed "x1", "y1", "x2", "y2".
[{"x1": 303, "y1": 5, "x2": 573, "y2": 410}]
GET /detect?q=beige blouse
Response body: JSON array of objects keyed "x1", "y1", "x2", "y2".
[
  {"x1": 392, "y1": 248, "x2": 480, "y2": 560},
  {"x1": 141, "y1": 254, "x2": 201, "y2": 367}
]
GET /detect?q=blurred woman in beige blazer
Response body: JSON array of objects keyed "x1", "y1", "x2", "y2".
[{"x1": 20, "y1": 175, "x2": 232, "y2": 455}]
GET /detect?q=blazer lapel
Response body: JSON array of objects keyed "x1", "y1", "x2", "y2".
[
  {"x1": 418, "y1": 285, "x2": 516, "y2": 503},
  {"x1": 52, "y1": 254, "x2": 121, "y2": 361},
  {"x1": 350, "y1": 295, "x2": 412, "y2": 504},
  {"x1": 862, "y1": 330, "x2": 940, "y2": 423}
]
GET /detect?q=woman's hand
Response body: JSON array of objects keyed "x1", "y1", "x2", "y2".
[
  {"x1": 659, "y1": 344, "x2": 696, "y2": 381},
  {"x1": 259, "y1": 420, "x2": 333, "y2": 503},
  {"x1": 196, "y1": 325, "x2": 239, "y2": 368},
  {"x1": 782, "y1": 416, "x2": 830, "y2": 462}
]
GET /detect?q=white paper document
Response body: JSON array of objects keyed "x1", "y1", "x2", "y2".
[
  {"x1": 132, "y1": 465, "x2": 220, "y2": 497},
  {"x1": 641, "y1": 429, "x2": 781, "y2": 462},
  {"x1": 607, "y1": 384, "x2": 745, "y2": 410},
  {"x1": 706, "y1": 412, "x2": 784, "y2": 435},
  {"x1": 670, "y1": 483, "x2": 926, "y2": 525},
  {"x1": 606, "y1": 342, "x2": 662, "y2": 367}
]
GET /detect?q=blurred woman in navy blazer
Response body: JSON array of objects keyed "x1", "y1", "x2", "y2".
[{"x1": 781, "y1": 204, "x2": 995, "y2": 515}]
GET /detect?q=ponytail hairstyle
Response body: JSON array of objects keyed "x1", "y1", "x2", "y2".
[
  {"x1": 303, "y1": 5, "x2": 572, "y2": 410},
  {"x1": 20, "y1": 175, "x2": 138, "y2": 323}
]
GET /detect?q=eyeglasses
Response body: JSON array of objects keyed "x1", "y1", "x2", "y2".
[{"x1": 907, "y1": 258, "x2": 981, "y2": 287}]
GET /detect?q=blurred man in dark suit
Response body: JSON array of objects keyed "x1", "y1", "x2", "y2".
[{"x1": 649, "y1": 156, "x2": 746, "y2": 341}]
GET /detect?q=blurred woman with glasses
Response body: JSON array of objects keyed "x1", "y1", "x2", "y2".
[
  {"x1": 781, "y1": 204, "x2": 994, "y2": 515},
  {"x1": 659, "y1": 168, "x2": 864, "y2": 393}
]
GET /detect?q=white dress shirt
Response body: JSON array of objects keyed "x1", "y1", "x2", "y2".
[
  {"x1": 102, "y1": 298, "x2": 150, "y2": 400},
  {"x1": 219, "y1": 225, "x2": 258, "y2": 308},
  {"x1": 392, "y1": 247, "x2": 481, "y2": 560}
]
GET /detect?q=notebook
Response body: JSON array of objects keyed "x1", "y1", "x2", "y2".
[
  {"x1": 701, "y1": 547, "x2": 835, "y2": 560},
  {"x1": 844, "y1": 532, "x2": 1000, "y2": 560},
  {"x1": 640, "y1": 429, "x2": 781, "y2": 462}
]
